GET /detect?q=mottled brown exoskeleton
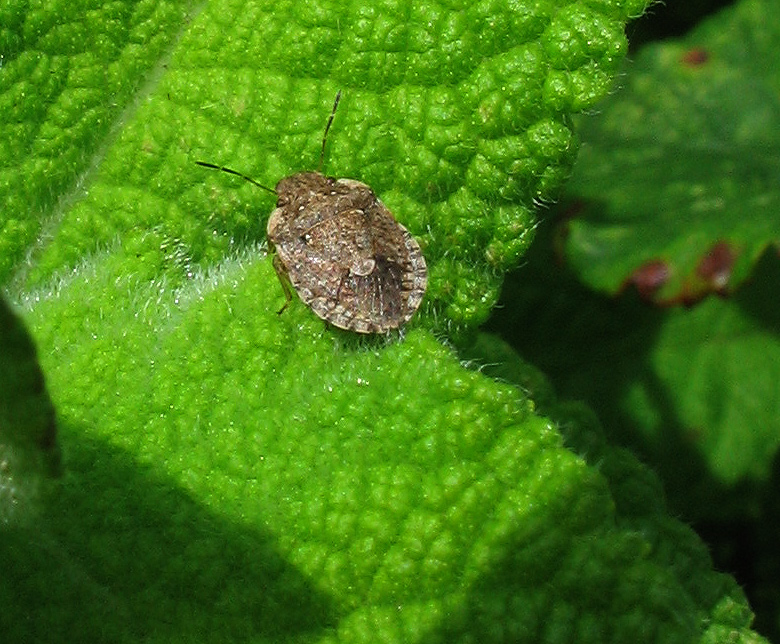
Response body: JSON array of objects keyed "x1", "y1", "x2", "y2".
[{"x1": 198, "y1": 92, "x2": 427, "y2": 333}]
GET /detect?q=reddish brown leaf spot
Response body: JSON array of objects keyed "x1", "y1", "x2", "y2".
[
  {"x1": 677, "y1": 241, "x2": 737, "y2": 305},
  {"x1": 627, "y1": 260, "x2": 670, "y2": 300},
  {"x1": 681, "y1": 48, "x2": 710, "y2": 66},
  {"x1": 559, "y1": 199, "x2": 587, "y2": 222},
  {"x1": 697, "y1": 241, "x2": 735, "y2": 292}
]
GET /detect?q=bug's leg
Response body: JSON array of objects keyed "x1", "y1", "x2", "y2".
[{"x1": 272, "y1": 253, "x2": 294, "y2": 314}]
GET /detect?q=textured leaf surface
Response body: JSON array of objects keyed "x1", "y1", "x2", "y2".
[
  {"x1": 1, "y1": 0, "x2": 769, "y2": 642},
  {"x1": 561, "y1": 0, "x2": 780, "y2": 302},
  {"x1": 4, "y1": 0, "x2": 644, "y2": 331},
  {"x1": 6, "y1": 253, "x2": 764, "y2": 642},
  {"x1": 0, "y1": 0, "x2": 193, "y2": 285}
]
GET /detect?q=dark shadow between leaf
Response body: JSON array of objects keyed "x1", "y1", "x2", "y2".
[{"x1": 481, "y1": 219, "x2": 745, "y2": 521}]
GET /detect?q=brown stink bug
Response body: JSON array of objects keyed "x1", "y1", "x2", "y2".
[{"x1": 197, "y1": 92, "x2": 427, "y2": 333}]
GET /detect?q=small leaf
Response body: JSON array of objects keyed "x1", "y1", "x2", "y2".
[
  {"x1": 562, "y1": 0, "x2": 780, "y2": 303},
  {"x1": 490, "y1": 222, "x2": 780, "y2": 517}
]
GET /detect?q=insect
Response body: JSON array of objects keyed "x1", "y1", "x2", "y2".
[{"x1": 197, "y1": 92, "x2": 427, "y2": 334}]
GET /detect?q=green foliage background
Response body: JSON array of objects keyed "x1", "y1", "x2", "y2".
[
  {"x1": 490, "y1": 0, "x2": 780, "y2": 638},
  {"x1": 1, "y1": 0, "x2": 776, "y2": 642}
]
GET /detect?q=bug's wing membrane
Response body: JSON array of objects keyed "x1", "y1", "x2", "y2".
[
  {"x1": 278, "y1": 207, "x2": 423, "y2": 332},
  {"x1": 271, "y1": 173, "x2": 427, "y2": 333}
]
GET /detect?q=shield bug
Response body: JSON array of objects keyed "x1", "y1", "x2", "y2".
[{"x1": 197, "y1": 92, "x2": 427, "y2": 334}]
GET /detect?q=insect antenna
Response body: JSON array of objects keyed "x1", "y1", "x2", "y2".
[
  {"x1": 318, "y1": 90, "x2": 342, "y2": 172},
  {"x1": 196, "y1": 161, "x2": 276, "y2": 195}
]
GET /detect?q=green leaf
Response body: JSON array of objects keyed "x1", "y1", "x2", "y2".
[
  {"x1": 489, "y1": 221, "x2": 780, "y2": 520},
  {"x1": 1, "y1": 0, "x2": 769, "y2": 642},
  {"x1": 3, "y1": 0, "x2": 643, "y2": 332},
  {"x1": 7, "y1": 257, "x2": 764, "y2": 642},
  {"x1": 0, "y1": 0, "x2": 194, "y2": 286},
  {"x1": 561, "y1": 0, "x2": 780, "y2": 302}
]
